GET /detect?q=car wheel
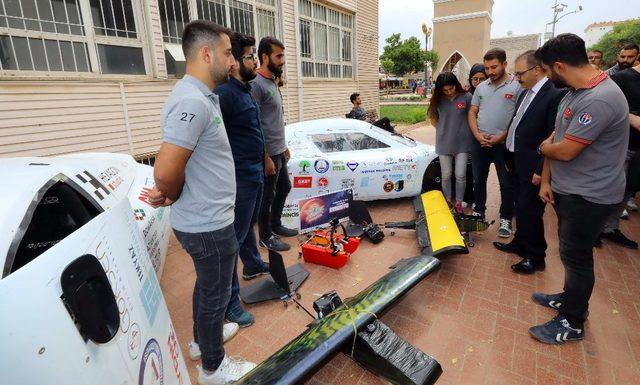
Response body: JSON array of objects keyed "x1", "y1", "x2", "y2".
[{"x1": 421, "y1": 159, "x2": 442, "y2": 193}]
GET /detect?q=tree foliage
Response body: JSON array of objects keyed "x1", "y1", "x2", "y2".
[
  {"x1": 380, "y1": 58, "x2": 394, "y2": 74},
  {"x1": 380, "y1": 33, "x2": 427, "y2": 76},
  {"x1": 589, "y1": 20, "x2": 640, "y2": 68},
  {"x1": 425, "y1": 50, "x2": 439, "y2": 73}
]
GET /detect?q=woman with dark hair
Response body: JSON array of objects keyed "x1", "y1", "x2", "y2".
[
  {"x1": 428, "y1": 72, "x2": 474, "y2": 213},
  {"x1": 468, "y1": 63, "x2": 487, "y2": 94}
]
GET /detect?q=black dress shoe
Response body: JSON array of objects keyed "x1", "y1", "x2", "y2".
[
  {"x1": 493, "y1": 241, "x2": 521, "y2": 255},
  {"x1": 511, "y1": 258, "x2": 545, "y2": 274}
]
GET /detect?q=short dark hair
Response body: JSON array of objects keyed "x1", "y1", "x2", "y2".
[
  {"x1": 258, "y1": 36, "x2": 285, "y2": 65},
  {"x1": 230, "y1": 32, "x2": 256, "y2": 61},
  {"x1": 350, "y1": 93, "x2": 360, "y2": 103},
  {"x1": 621, "y1": 42, "x2": 639, "y2": 52},
  {"x1": 588, "y1": 49, "x2": 603, "y2": 56},
  {"x1": 182, "y1": 20, "x2": 231, "y2": 59},
  {"x1": 535, "y1": 33, "x2": 589, "y2": 68},
  {"x1": 483, "y1": 48, "x2": 507, "y2": 63},
  {"x1": 515, "y1": 49, "x2": 539, "y2": 68}
]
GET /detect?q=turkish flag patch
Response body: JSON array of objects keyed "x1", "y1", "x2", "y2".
[
  {"x1": 563, "y1": 107, "x2": 573, "y2": 119},
  {"x1": 456, "y1": 102, "x2": 466, "y2": 109},
  {"x1": 504, "y1": 93, "x2": 514, "y2": 100}
]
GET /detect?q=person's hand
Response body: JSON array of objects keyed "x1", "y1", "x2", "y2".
[
  {"x1": 147, "y1": 186, "x2": 173, "y2": 208},
  {"x1": 479, "y1": 133, "x2": 493, "y2": 147},
  {"x1": 539, "y1": 182, "x2": 554, "y2": 204},
  {"x1": 265, "y1": 156, "x2": 276, "y2": 176},
  {"x1": 532, "y1": 173, "x2": 542, "y2": 186},
  {"x1": 475, "y1": 132, "x2": 488, "y2": 146},
  {"x1": 486, "y1": 134, "x2": 502, "y2": 146},
  {"x1": 629, "y1": 114, "x2": 640, "y2": 130},
  {"x1": 284, "y1": 147, "x2": 291, "y2": 161}
]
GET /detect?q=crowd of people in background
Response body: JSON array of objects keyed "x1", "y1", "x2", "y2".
[
  {"x1": 429, "y1": 34, "x2": 639, "y2": 344},
  {"x1": 141, "y1": 17, "x2": 640, "y2": 384}
]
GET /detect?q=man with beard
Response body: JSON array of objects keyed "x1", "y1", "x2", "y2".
[
  {"x1": 251, "y1": 37, "x2": 297, "y2": 252},
  {"x1": 587, "y1": 49, "x2": 603, "y2": 68},
  {"x1": 531, "y1": 33, "x2": 628, "y2": 344},
  {"x1": 468, "y1": 48, "x2": 520, "y2": 238},
  {"x1": 495, "y1": 50, "x2": 566, "y2": 274},
  {"x1": 214, "y1": 32, "x2": 268, "y2": 329},
  {"x1": 606, "y1": 43, "x2": 639, "y2": 76},
  {"x1": 147, "y1": 21, "x2": 256, "y2": 383}
]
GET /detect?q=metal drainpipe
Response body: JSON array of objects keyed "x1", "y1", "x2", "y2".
[{"x1": 293, "y1": 0, "x2": 304, "y2": 122}]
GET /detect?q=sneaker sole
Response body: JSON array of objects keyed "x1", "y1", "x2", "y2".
[
  {"x1": 497, "y1": 232, "x2": 512, "y2": 238},
  {"x1": 258, "y1": 242, "x2": 291, "y2": 252},
  {"x1": 528, "y1": 328, "x2": 584, "y2": 345},
  {"x1": 242, "y1": 271, "x2": 269, "y2": 281}
]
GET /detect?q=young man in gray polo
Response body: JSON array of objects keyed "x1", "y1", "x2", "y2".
[
  {"x1": 147, "y1": 21, "x2": 255, "y2": 384},
  {"x1": 532, "y1": 33, "x2": 628, "y2": 344},
  {"x1": 468, "y1": 48, "x2": 521, "y2": 237},
  {"x1": 251, "y1": 37, "x2": 298, "y2": 252}
]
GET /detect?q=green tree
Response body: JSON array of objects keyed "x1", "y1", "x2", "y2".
[
  {"x1": 379, "y1": 33, "x2": 427, "y2": 76},
  {"x1": 380, "y1": 58, "x2": 394, "y2": 75},
  {"x1": 590, "y1": 19, "x2": 640, "y2": 68}
]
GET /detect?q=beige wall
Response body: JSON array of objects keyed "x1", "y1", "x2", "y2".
[
  {"x1": 432, "y1": 0, "x2": 492, "y2": 78},
  {"x1": 0, "y1": 0, "x2": 379, "y2": 158},
  {"x1": 489, "y1": 34, "x2": 541, "y2": 72}
]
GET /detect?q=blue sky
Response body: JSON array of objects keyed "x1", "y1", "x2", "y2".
[{"x1": 378, "y1": 0, "x2": 640, "y2": 53}]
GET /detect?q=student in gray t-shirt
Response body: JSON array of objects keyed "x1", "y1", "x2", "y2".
[
  {"x1": 251, "y1": 37, "x2": 298, "y2": 252},
  {"x1": 468, "y1": 48, "x2": 521, "y2": 238},
  {"x1": 428, "y1": 72, "x2": 473, "y2": 213},
  {"x1": 146, "y1": 21, "x2": 255, "y2": 383},
  {"x1": 532, "y1": 34, "x2": 628, "y2": 346}
]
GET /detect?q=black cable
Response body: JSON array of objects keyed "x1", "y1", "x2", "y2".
[{"x1": 292, "y1": 296, "x2": 316, "y2": 320}]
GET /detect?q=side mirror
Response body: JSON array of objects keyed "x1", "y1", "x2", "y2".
[{"x1": 60, "y1": 254, "x2": 120, "y2": 344}]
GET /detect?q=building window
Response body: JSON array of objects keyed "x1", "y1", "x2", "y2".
[
  {"x1": 298, "y1": 0, "x2": 353, "y2": 79},
  {"x1": 0, "y1": 0, "x2": 146, "y2": 75},
  {"x1": 160, "y1": 0, "x2": 279, "y2": 75}
]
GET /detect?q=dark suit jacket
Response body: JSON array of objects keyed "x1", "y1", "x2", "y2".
[{"x1": 508, "y1": 80, "x2": 567, "y2": 178}]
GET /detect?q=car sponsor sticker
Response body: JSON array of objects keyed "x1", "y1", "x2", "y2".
[
  {"x1": 314, "y1": 159, "x2": 330, "y2": 173},
  {"x1": 294, "y1": 176, "x2": 313, "y2": 188},
  {"x1": 383, "y1": 180, "x2": 394, "y2": 192},
  {"x1": 347, "y1": 160, "x2": 359, "y2": 171},
  {"x1": 138, "y1": 339, "x2": 163, "y2": 385},
  {"x1": 299, "y1": 160, "x2": 311, "y2": 174},
  {"x1": 318, "y1": 177, "x2": 329, "y2": 187}
]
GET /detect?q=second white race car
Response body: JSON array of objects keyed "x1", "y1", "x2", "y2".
[{"x1": 281, "y1": 118, "x2": 473, "y2": 228}]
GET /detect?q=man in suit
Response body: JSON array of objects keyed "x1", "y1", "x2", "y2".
[{"x1": 494, "y1": 50, "x2": 566, "y2": 274}]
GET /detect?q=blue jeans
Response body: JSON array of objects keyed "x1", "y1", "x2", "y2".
[
  {"x1": 227, "y1": 179, "x2": 266, "y2": 312},
  {"x1": 471, "y1": 142, "x2": 514, "y2": 219},
  {"x1": 174, "y1": 224, "x2": 238, "y2": 371}
]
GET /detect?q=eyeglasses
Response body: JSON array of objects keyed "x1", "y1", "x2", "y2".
[
  {"x1": 241, "y1": 53, "x2": 257, "y2": 61},
  {"x1": 514, "y1": 66, "x2": 537, "y2": 78},
  {"x1": 471, "y1": 76, "x2": 486, "y2": 82}
]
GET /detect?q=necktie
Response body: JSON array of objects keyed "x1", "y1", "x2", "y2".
[{"x1": 506, "y1": 90, "x2": 533, "y2": 152}]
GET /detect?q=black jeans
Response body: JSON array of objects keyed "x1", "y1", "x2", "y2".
[
  {"x1": 174, "y1": 224, "x2": 238, "y2": 371},
  {"x1": 553, "y1": 193, "x2": 618, "y2": 326},
  {"x1": 471, "y1": 142, "x2": 515, "y2": 219},
  {"x1": 258, "y1": 152, "x2": 291, "y2": 240},
  {"x1": 512, "y1": 173, "x2": 547, "y2": 261}
]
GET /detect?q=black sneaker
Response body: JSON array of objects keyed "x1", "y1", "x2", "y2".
[
  {"x1": 531, "y1": 292, "x2": 589, "y2": 320},
  {"x1": 532, "y1": 292, "x2": 564, "y2": 310},
  {"x1": 272, "y1": 226, "x2": 298, "y2": 237},
  {"x1": 529, "y1": 315, "x2": 584, "y2": 344},
  {"x1": 242, "y1": 264, "x2": 270, "y2": 281},
  {"x1": 259, "y1": 235, "x2": 290, "y2": 251},
  {"x1": 600, "y1": 229, "x2": 639, "y2": 249}
]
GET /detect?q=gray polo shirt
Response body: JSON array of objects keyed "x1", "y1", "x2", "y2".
[
  {"x1": 550, "y1": 73, "x2": 629, "y2": 205},
  {"x1": 161, "y1": 75, "x2": 236, "y2": 233},
  {"x1": 471, "y1": 74, "x2": 522, "y2": 135},
  {"x1": 435, "y1": 92, "x2": 474, "y2": 155},
  {"x1": 250, "y1": 72, "x2": 286, "y2": 156}
]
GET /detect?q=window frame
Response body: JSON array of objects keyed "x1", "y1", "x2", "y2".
[
  {"x1": 160, "y1": 0, "x2": 280, "y2": 78},
  {"x1": 298, "y1": 0, "x2": 354, "y2": 80},
  {"x1": 0, "y1": 0, "x2": 153, "y2": 80}
]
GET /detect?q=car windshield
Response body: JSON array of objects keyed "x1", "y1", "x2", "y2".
[{"x1": 310, "y1": 132, "x2": 390, "y2": 153}]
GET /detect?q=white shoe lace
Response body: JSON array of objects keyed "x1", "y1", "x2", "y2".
[
  {"x1": 499, "y1": 219, "x2": 511, "y2": 230},
  {"x1": 218, "y1": 356, "x2": 252, "y2": 376}
]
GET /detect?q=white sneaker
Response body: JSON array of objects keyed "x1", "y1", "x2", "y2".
[
  {"x1": 620, "y1": 209, "x2": 630, "y2": 219},
  {"x1": 197, "y1": 356, "x2": 257, "y2": 385},
  {"x1": 497, "y1": 218, "x2": 512, "y2": 238},
  {"x1": 189, "y1": 323, "x2": 240, "y2": 360},
  {"x1": 627, "y1": 198, "x2": 638, "y2": 211}
]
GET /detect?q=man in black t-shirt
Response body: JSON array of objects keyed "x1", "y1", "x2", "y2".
[{"x1": 599, "y1": 63, "x2": 640, "y2": 248}]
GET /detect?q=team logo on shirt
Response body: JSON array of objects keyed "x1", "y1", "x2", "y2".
[
  {"x1": 577, "y1": 112, "x2": 593, "y2": 125},
  {"x1": 456, "y1": 102, "x2": 466, "y2": 109},
  {"x1": 214, "y1": 116, "x2": 222, "y2": 125},
  {"x1": 563, "y1": 107, "x2": 573, "y2": 119},
  {"x1": 504, "y1": 93, "x2": 514, "y2": 100}
]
